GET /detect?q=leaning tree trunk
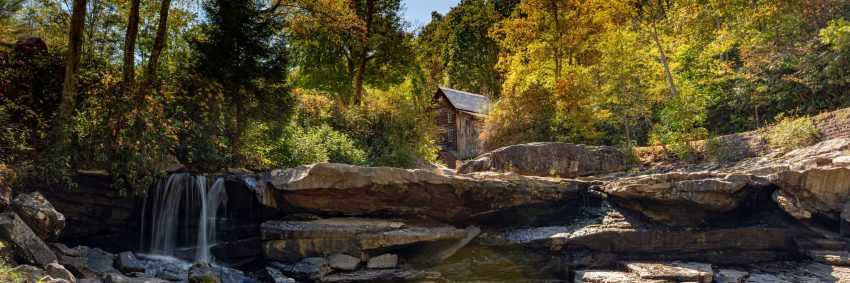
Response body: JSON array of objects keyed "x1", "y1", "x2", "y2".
[
  {"x1": 56, "y1": 0, "x2": 88, "y2": 142},
  {"x1": 651, "y1": 17, "x2": 677, "y2": 98},
  {"x1": 122, "y1": 0, "x2": 141, "y2": 95},
  {"x1": 138, "y1": 0, "x2": 172, "y2": 101}
]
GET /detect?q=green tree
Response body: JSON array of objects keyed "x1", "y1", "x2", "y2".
[
  {"x1": 290, "y1": 0, "x2": 413, "y2": 105},
  {"x1": 192, "y1": 0, "x2": 294, "y2": 156}
]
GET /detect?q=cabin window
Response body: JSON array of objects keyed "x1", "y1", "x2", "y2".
[
  {"x1": 447, "y1": 129, "x2": 455, "y2": 143},
  {"x1": 446, "y1": 112, "x2": 453, "y2": 124}
]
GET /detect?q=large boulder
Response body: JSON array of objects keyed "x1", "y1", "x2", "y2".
[
  {"x1": 12, "y1": 191, "x2": 66, "y2": 241},
  {"x1": 0, "y1": 212, "x2": 57, "y2": 268},
  {"x1": 261, "y1": 217, "x2": 471, "y2": 263},
  {"x1": 600, "y1": 172, "x2": 762, "y2": 226},
  {"x1": 458, "y1": 142, "x2": 627, "y2": 177},
  {"x1": 259, "y1": 163, "x2": 587, "y2": 224},
  {"x1": 769, "y1": 167, "x2": 850, "y2": 221}
]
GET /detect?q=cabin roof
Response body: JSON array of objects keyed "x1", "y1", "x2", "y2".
[{"x1": 436, "y1": 87, "x2": 492, "y2": 114}]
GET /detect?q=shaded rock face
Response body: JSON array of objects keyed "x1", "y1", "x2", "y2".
[
  {"x1": 39, "y1": 174, "x2": 140, "y2": 249},
  {"x1": 600, "y1": 172, "x2": 766, "y2": 226},
  {"x1": 261, "y1": 217, "x2": 471, "y2": 263},
  {"x1": 458, "y1": 142, "x2": 627, "y2": 177},
  {"x1": 260, "y1": 163, "x2": 587, "y2": 225},
  {"x1": 770, "y1": 167, "x2": 850, "y2": 221},
  {"x1": 12, "y1": 191, "x2": 66, "y2": 242},
  {"x1": 0, "y1": 211, "x2": 57, "y2": 268}
]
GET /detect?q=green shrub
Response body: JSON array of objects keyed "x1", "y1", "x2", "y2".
[
  {"x1": 704, "y1": 137, "x2": 723, "y2": 163},
  {"x1": 242, "y1": 122, "x2": 367, "y2": 170},
  {"x1": 763, "y1": 114, "x2": 821, "y2": 154}
]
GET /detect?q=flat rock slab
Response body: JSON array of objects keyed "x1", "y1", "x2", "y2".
[
  {"x1": 624, "y1": 261, "x2": 713, "y2": 283},
  {"x1": 259, "y1": 163, "x2": 587, "y2": 224},
  {"x1": 262, "y1": 217, "x2": 469, "y2": 262},
  {"x1": 574, "y1": 270, "x2": 667, "y2": 283},
  {"x1": 318, "y1": 269, "x2": 441, "y2": 283},
  {"x1": 714, "y1": 269, "x2": 748, "y2": 283},
  {"x1": 458, "y1": 142, "x2": 627, "y2": 177}
]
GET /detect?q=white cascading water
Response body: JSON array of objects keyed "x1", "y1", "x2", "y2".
[{"x1": 142, "y1": 173, "x2": 228, "y2": 263}]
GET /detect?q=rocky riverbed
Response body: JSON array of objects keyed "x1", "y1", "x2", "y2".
[{"x1": 2, "y1": 139, "x2": 850, "y2": 282}]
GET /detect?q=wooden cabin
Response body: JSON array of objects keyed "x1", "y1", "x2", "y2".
[{"x1": 432, "y1": 87, "x2": 492, "y2": 167}]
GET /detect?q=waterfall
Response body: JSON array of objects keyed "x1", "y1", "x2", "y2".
[{"x1": 142, "y1": 173, "x2": 228, "y2": 263}]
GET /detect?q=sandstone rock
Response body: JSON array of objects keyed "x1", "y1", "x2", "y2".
[
  {"x1": 264, "y1": 267, "x2": 296, "y2": 283},
  {"x1": 458, "y1": 142, "x2": 627, "y2": 177},
  {"x1": 0, "y1": 212, "x2": 57, "y2": 268},
  {"x1": 623, "y1": 261, "x2": 713, "y2": 283},
  {"x1": 573, "y1": 270, "x2": 666, "y2": 283},
  {"x1": 834, "y1": 156, "x2": 850, "y2": 166},
  {"x1": 714, "y1": 269, "x2": 748, "y2": 283},
  {"x1": 271, "y1": 257, "x2": 332, "y2": 281},
  {"x1": 13, "y1": 264, "x2": 50, "y2": 283},
  {"x1": 772, "y1": 190, "x2": 811, "y2": 219},
  {"x1": 12, "y1": 192, "x2": 66, "y2": 242},
  {"x1": 366, "y1": 254, "x2": 398, "y2": 269},
  {"x1": 46, "y1": 262, "x2": 76, "y2": 283},
  {"x1": 262, "y1": 217, "x2": 470, "y2": 262},
  {"x1": 807, "y1": 250, "x2": 850, "y2": 266},
  {"x1": 114, "y1": 252, "x2": 144, "y2": 274},
  {"x1": 260, "y1": 163, "x2": 586, "y2": 224},
  {"x1": 45, "y1": 279, "x2": 72, "y2": 283},
  {"x1": 327, "y1": 254, "x2": 360, "y2": 271},
  {"x1": 188, "y1": 263, "x2": 219, "y2": 283},
  {"x1": 318, "y1": 269, "x2": 441, "y2": 283},
  {"x1": 77, "y1": 279, "x2": 104, "y2": 283},
  {"x1": 601, "y1": 171, "x2": 759, "y2": 226},
  {"x1": 770, "y1": 167, "x2": 850, "y2": 220},
  {"x1": 744, "y1": 262, "x2": 850, "y2": 282}
]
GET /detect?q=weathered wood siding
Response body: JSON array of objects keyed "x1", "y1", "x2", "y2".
[{"x1": 456, "y1": 111, "x2": 485, "y2": 159}]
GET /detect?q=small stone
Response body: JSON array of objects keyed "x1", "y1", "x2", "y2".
[
  {"x1": 86, "y1": 248, "x2": 117, "y2": 274},
  {"x1": 327, "y1": 254, "x2": 360, "y2": 271},
  {"x1": 188, "y1": 262, "x2": 220, "y2": 283},
  {"x1": 114, "y1": 252, "x2": 145, "y2": 273},
  {"x1": 264, "y1": 267, "x2": 296, "y2": 283},
  {"x1": 367, "y1": 254, "x2": 398, "y2": 269},
  {"x1": 714, "y1": 269, "x2": 748, "y2": 283},
  {"x1": 46, "y1": 262, "x2": 76, "y2": 282},
  {"x1": 271, "y1": 257, "x2": 332, "y2": 281}
]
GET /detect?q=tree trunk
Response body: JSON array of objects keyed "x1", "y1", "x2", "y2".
[
  {"x1": 57, "y1": 0, "x2": 88, "y2": 135},
  {"x1": 352, "y1": 0, "x2": 375, "y2": 106},
  {"x1": 122, "y1": 0, "x2": 141, "y2": 95},
  {"x1": 353, "y1": 57, "x2": 367, "y2": 105},
  {"x1": 651, "y1": 17, "x2": 678, "y2": 98},
  {"x1": 230, "y1": 85, "x2": 244, "y2": 156},
  {"x1": 138, "y1": 0, "x2": 172, "y2": 100}
]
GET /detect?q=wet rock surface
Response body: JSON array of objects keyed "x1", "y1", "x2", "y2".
[{"x1": 458, "y1": 142, "x2": 628, "y2": 177}]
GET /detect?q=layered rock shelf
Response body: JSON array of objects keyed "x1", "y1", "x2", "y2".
[{"x1": 3, "y1": 140, "x2": 850, "y2": 282}]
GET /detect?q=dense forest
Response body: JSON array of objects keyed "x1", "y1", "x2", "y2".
[{"x1": 1, "y1": 0, "x2": 850, "y2": 193}]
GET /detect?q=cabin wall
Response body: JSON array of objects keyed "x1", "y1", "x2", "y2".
[
  {"x1": 435, "y1": 98, "x2": 456, "y2": 150},
  {"x1": 456, "y1": 112, "x2": 485, "y2": 159}
]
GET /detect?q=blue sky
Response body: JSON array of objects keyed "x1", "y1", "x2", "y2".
[{"x1": 402, "y1": 0, "x2": 460, "y2": 31}]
